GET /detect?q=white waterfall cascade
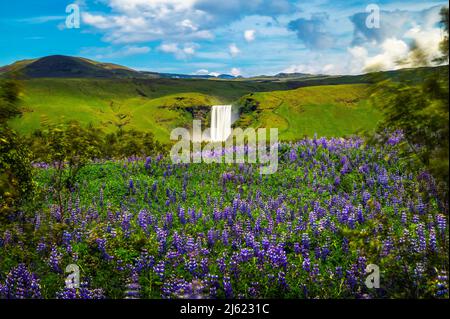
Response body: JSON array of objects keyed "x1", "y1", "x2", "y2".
[{"x1": 210, "y1": 105, "x2": 232, "y2": 142}]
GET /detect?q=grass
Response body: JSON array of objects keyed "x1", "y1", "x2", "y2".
[
  {"x1": 235, "y1": 84, "x2": 383, "y2": 140},
  {"x1": 9, "y1": 79, "x2": 382, "y2": 142},
  {"x1": 9, "y1": 78, "x2": 299, "y2": 141}
]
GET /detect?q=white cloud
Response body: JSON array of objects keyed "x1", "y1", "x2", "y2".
[
  {"x1": 179, "y1": 19, "x2": 198, "y2": 31},
  {"x1": 159, "y1": 43, "x2": 179, "y2": 54},
  {"x1": 281, "y1": 64, "x2": 317, "y2": 74},
  {"x1": 404, "y1": 26, "x2": 443, "y2": 62},
  {"x1": 194, "y1": 69, "x2": 209, "y2": 75},
  {"x1": 229, "y1": 43, "x2": 241, "y2": 57},
  {"x1": 366, "y1": 38, "x2": 410, "y2": 71},
  {"x1": 230, "y1": 67, "x2": 241, "y2": 76},
  {"x1": 183, "y1": 46, "x2": 196, "y2": 55},
  {"x1": 346, "y1": 4, "x2": 446, "y2": 73},
  {"x1": 81, "y1": 0, "x2": 209, "y2": 44},
  {"x1": 194, "y1": 69, "x2": 221, "y2": 77},
  {"x1": 158, "y1": 42, "x2": 198, "y2": 59},
  {"x1": 244, "y1": 29, "x2": 256, "y2": 42},
  {"x1": 322, "y1": 64, "x2": 335, "y2": 73},
  {"x1": 348, "y1": 25, "x2": 443, "y2": 73}
]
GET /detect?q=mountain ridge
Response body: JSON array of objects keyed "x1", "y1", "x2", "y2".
[{"x1": 1, "y1": 55, "x2": 447, "y2": 83}]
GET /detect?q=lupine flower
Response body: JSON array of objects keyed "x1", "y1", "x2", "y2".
[
  {"x1": 0, "y1": 264, "x2": 41, "y2": 299},
  {"x1": 57, "y1": 282, "x2": 105, "y2": 299},
  {"x1": 154, "y1": 261, "x2": 165, "y2": 280},
  {"x1": 302, "y1": 256, "x2": 311, "y2": 273},
  {"x1": 124, "y1": 271, "x2": 141, "y2": 299},
  {"x1": 48, "y1": 245, "x2": 62, "y2": 272},
  {"x1": 223, "y1": 276, "x2": 233, "y2": 298},
  {"x1": 416, "y1": 223, "x2": 427, "y2": 253}
]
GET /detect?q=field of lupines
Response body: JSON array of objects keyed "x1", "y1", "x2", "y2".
[{"x1": 0, "y1": 135, "x2": 448, "y2": 299}]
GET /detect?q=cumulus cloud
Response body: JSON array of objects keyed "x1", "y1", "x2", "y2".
[
  {"x1": 244, "y1": 29, "x2": 256, "y2": 42},
  {"x1": 81, "y1": 0, "x2": 211, "y2": 44},
  {"x1": 230, "y1": 67, "x2": 241, "y2": 76},
  {"x1": 81, "y1": 0, "x2": 294, "y2": 45},
  {"x1": 229, "y1": 43, "x2": 241, "y2": 57},
  {"x1": 194, "y1": 69, "x2": 221, "y2": 77},
  {"x1": 281, "y1": 63, "x2": 339, "y2": 75},
  {"x1": 347, "y1": 5, "x2": 445, "y2": 73},
  {"x1": 349, "y1": 5, "x2": 443, "y2": 45},
  {"x1": 287, "y1": 13, "x2": 335, "y2": 50},
  {"x1": 158, "y1": 42, "x2": 199, "y2": 59},
  {"x1": 349, "y1": 31, "x2": 442, "y2": 73},
  {"x1": 349, "y1": 38, "x2": 409, "y2": 72},
  {"x1": 194, "y1": 0, "x2": 294, "y2": 23},
  {"x1": 194, "y1": 69, "x2": 209, "y2": 75}
]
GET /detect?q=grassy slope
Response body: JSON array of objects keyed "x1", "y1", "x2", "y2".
[
  {"x1": 8, "y1": 78, "x2": 302, "y2": 141},
  {"x1": 236, "y1": 84, "x2": 382, "y2": 140},
  {"x1": 9, "y1": 78, "x2": 382, "y2": 142}
]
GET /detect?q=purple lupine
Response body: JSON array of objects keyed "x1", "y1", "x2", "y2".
[
  {"x1": 382, "y1": 237, "x2": 394, "y2": 256},
  {"x1": 278, "y1": 271, "x2": 289, "y2": 290},
  {"x1": 57, "y1": 282, "x2": 105, "y2": 299},
  {"x1": 387, "y1": 130, "x2": 404, "y2": 145},
  {"x1": 429, "y1": 228, "x2": 437, "y2": 252},
  {"x1": 36, "y1": 239, "x2": 46, "y2": 254},
  {"x1": 301, "y1": 233, "x2": 310, "y2": 256},
  {"x1": 436, "y1": 214, "x2": 447, "y2": 235},
  {"x1": 345, "y1": 265, "x2": 358, "y2": 290},
  {"x1": 416, "y1": 223, "x2": 427, "y2": 253},
  {"x1": 154, "y1": 261, "x2": 165, "y2": 280},
  {"x1": 436, "y1": 273, "x2": 449, "y2": 297},
  {"x1": 135, "y1": 249, "x2": 155, "y2": 272},
  {"x1": 294, "y1": 242, "x2": 301, "y2": 255},
  {"x1": 96, "y1": 238, "x2": 113, "y2": 261},
  {"x1": 401, "y1": 211, "x2": 407, "y2": 225},
  {"x1": 3, "y1": 230, "x2": 11, "y2": 246},
  {"x1": 185, "y1": 256, "x2": 198, "y2": 276},
  {"x1": 223, "y1": 276, "x2": 233, "y2": 298},
  {"x1": 62, "y1": 230, "x2": 72, "y2": 253},
  {"x1": 0, "y1": 264, "x2": 41, "y2": 299},
  {"x1": 217, "y1": 257, "x2": 227, "y2": 273},
  {"x1": 48, "y1": 245, "x2": 62, "y2": 272},
  {"x1": 302, "y1": 256, "x2": 311, "y2": 273},
  {"x1": 362, "y1": 191, "x2": 371, "y2": 205},
  {"x1": 207, "y1": 229, "x2": 216, "y2": 247},
  {"x1": 138, "y1": 209, "x2": 149, "y2": 232},
  {"x1": 124, "y1": 271, "x2": 141, "y2": 299}
]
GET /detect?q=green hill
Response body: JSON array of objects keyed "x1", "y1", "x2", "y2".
[
  {"x1": 0, "y1": 55, "x2": 144, "y2": 79},
  {"x1": 4, "y1": 55, "x2": 444, "y2": 142},
  {"x1": 235, "y1": 84, "x2": 382, "y2": 140},
  {"x1": 8, "y1": 78, "x2": 301, "y2": 142},
  {"x1": 9, "y1": 78, "x2": 380, "y2": 142}
]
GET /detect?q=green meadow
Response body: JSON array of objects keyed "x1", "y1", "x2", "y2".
[
  {"x1": 9, "y1": 78, "x2": 382, "y2": 142},
  {"x1": 235, "y1": 84, "x2": 382, "y2": 140}
]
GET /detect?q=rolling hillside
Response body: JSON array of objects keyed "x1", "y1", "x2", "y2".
[
  {"x1": 8, "y1": 77, "x2": 303, "y2": 142},
  {"x1": 3, "y1": 55, "x2": 445, "y2": 142},
  {"x1": 8, "y1": 78, "x2": 380, "y2": 142},
  {"x1": 234, "y1": 84, "x2": 382, "y2": 140}
]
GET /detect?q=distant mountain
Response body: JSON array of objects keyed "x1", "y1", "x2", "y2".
[
  {"x1": 0, "y1": 55, "x2": 446, "y2": 83},
  {"x1": 0, "y1": 55, "x2": 239, "y2": 80},
  {"x1": 140, "y1": 71, "x2": 238, "y2": 80},
  {"x1": 0, "y1": 55, "x2": 147, "y2": 79}
]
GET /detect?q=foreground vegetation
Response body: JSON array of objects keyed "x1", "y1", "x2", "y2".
[{"x1": 0, "y1": 136, "x2": 448, "y2": 298}]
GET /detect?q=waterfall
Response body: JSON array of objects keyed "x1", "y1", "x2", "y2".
[{"x1": 210, "y1": 105, "x2": 232, "y2": 142}]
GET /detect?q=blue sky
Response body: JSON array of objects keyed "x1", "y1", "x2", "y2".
[{"x1": 0, "y1": 0, "x2": 447, "y2": 76}]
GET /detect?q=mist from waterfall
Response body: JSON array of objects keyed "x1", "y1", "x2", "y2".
[{"x1": 210, "y1": 105, "x2": 232, "y2": 142}]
